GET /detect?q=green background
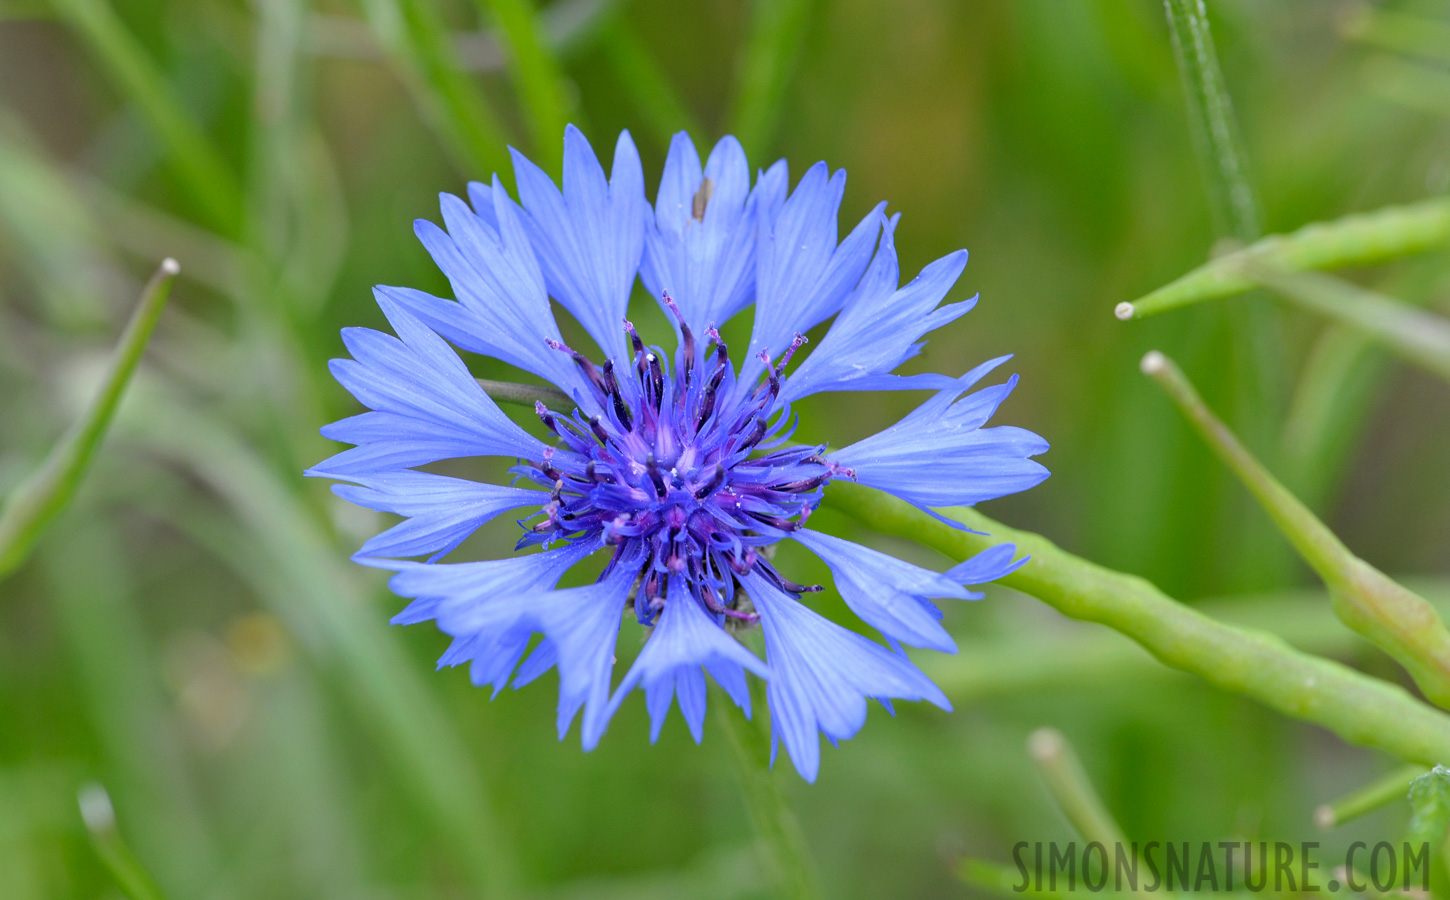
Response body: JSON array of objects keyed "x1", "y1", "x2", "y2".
[{"x1": 1, "y1": 0, "x2": 1448, "y2": 896}]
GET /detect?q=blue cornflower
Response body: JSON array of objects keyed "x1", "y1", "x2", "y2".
[{"x1": 310, "y1": 127, "x2": 1049, "y2": 781}]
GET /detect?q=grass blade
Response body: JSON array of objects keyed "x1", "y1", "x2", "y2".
[
  {"x1": 597, "y1": 17, "x2": 702, "y2": 148},
  {"x1": 1117, "y1": 198, "x2": 1450, "y2": 319},
  {"x1": 826, "y1": 482, "x2": 1450, "y2": 767},
  {"x1": 49, "y1": 0, "x2": 241, "y2": 232},
  {"x1": 1162, "y1": 0, "x2": 1259, "y2": 242},
  {"x1": 1141, "y1": 350, "x2": 1450, "y2": 709},
  {"x1": 478, "y1": 0, "x2": 574, "y2": 172},
  {"x1": 354, "y1": 0, "x2": 514, "y2": 177},
  {"x1": 0, "y1": 259, "x2": 177, "y2": 580},
  {"x1": 728, "y1": 0, "x2": 813, "y2": 156}
]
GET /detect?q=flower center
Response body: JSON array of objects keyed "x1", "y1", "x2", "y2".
[{"x1": 519, "y1": 296, "x2": 835, "y2": 624}]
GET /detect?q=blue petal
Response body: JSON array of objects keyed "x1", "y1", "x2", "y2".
[
  {"x1": 828, "y1": 358, "x2": 1050, "y2": 516},
  {"x1": 792, "y1": 529, "x2": 965, "y2": 653},
  {"x1": 742, "y1": 162, "x2": 883, "y2": 384},
  {"x1": 601, "y1": 576, "x2": 769, "y2": 747},
  {"x1": 326, "y1": 470, "x2": 543, "y2": 560},
  {"x1": 743, "y1": 571, "x2": 950, "y2": 783},
  {"x1": 944, "y1": 543, "x2": 1029, "y2": 592},
  {"x1": 528, "y1": 567, "x2": 635, "y2": 747},
  {"x1": 371, "y1": 540, "x2": 596, "y2": 635},
  {"x1": 783, "y1": 215, "x2": 975, "y2": 401},
  {"x1": 312, "y1": 298, "x2": 547, "y2": 477},
  {"x1": 641, "y1": 133, "x2": 757, "y2": 332},
  {"x1": 411, "y1": 181, "x2": 594, "y2": 404},
  {"x1": 510, "y1": 127, "x2": 646, "y2": 361}
]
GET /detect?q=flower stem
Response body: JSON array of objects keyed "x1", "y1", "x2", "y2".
[
  {"x1": 826, "y1": 482, "x2": 1450, "y2": 766},
  {"x1": 79, "y1": 782, "x2": 168, "y2": 900},
  {"x1": 1315, "y1": 763, "x2": 1425, "y2": 830},
  {"x1": 716, "y1": 686, "x2": 821, "y2": 900},
  {"x1": 0, "y1": 258, "x2": 177, "y2": 581},
  {"x1": 475, "y1": 377, "x2": 570, "y2": 408},
  {"x1": 1142, "y1": 350, "x2": 1450, "y2": 709},
  {"x1": 1116, "y1": 197, "x2": 1450, "y2": 320}
]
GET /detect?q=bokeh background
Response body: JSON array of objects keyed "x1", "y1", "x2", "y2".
[{"x1": 2, "y1": 0, "x2": 1449, "y2": 896}]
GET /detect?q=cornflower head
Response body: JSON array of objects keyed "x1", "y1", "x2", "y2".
[{"x1": 310, "y1": 127, "x2": 1049, "y2": 781}]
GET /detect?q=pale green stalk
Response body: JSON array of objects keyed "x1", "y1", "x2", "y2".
[
  {"x1": 1162, "y1": 0, "x2": 1259, "y2": 242},
  {"x1": 933, "y1": 582, "x2": 1450, "y2": 702},
  {"x1": 1027, "y1": 729, "x2": 1160, "y2": 900},
  {"x1": 479, "y1": 0, "x2": 573, "y2": 173},
  {"x1": 1142, "y1": 350, "x2": 1450, "y2": 709},
  {"x1": 716, "y1": 684, "x2": 820, "y2": 900},
  {"x1": 596, "y1": 17, "x2": 702, "y2": 147},
  {"x1": 0, "y1": 259, "x2": 177, "y2": 580},
  {"x1": 78, "y1": 783, "x2": 167, "y2": 900},
  {"x1": 1315, "y1": 764, "x2": 1424, "y2": 830},
  {"x1": 826, "y1": 482, "x2": 1450, "y2": 765},
  {"x1": 1116, "y1": 198, "x2": 1450, "y2": 319},
  {"x1": 48, "y1": 0, "x2": 241, "y2": 231},
  {"x1": 41, "y1": 520, "x2": 219, "y2": 893},
  {"x1": 728, "y1": 0, "x2": 813, "y2": 156},
  {"x1": 477, "y1": 377, "x2": 568, "y2": 407},
  {"x1": 1249, "y1": 267, "x2": 1450, "y2": 384},
  {"x1": 353, "y1": 0, "x2": 514, "y2": 177}
]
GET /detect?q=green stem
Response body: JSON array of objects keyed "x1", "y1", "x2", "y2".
[
  {"x1": 1116, "y1": 198, "x2": 1450, "y2": 320},
  {"x1": 825, "y1": 482, "x2": 1450, "y2": 766},
  {"x1": 78, "y1": 783, "x2": 168, "y2": 900},
  {"x1": 1142, "y1": 350, "x2": 1450, "y2": 709},
  {"x1": 0, "y1": 258, "x2": 177, "y2": 580},
  {"x1": 1315, "y1": 763, "x2": 1424, "y2": 830},
  {"x1": 476, "y1": 377, "x2": 569, "y2": 408},
  {"x1": 716, "y1": 686, "x2": 820, "y2": 900}
]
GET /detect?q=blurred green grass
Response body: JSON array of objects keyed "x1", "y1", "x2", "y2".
[{"x1": 2, "y1": 0, "x2": 1450, "y2": 897}]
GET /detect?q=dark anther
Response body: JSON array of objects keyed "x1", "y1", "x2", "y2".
[
  {"x1": 589, "y1": 415, "x2": 610, "y2": 445},
  {"x1": 644, "y1": 453, "x2": 668, "y2": 497},
  {"x1": 780, "y1": 578, "x2": 822, "y2": 595},
  {"x1": 547, "y1": 338, "x2": 607, "y2": 395},
  {"x1": 738, "y1": 417, "x2": 767, "y2": 452},
  {"x1": 697, "y1": 365, "x2": 727, "y2": 426},
  {"x1": 694, "y1": 463, "x2": 726, "y2": 499},
  {"x1": 646, "y1": 353, "x2": 664, "y2": 406},
  {"x1": 752, "y1": 513, "x2": 799, "y2": 533},
  {"x1": 691, "y1": 176, "x2": 715, "y2": 223},
  {"x1": 775, "y1": 475, "x2": 827, "y2": 493},
  {"x1": 602, "y1": 359, "x2": 634, "y2": 430}
]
